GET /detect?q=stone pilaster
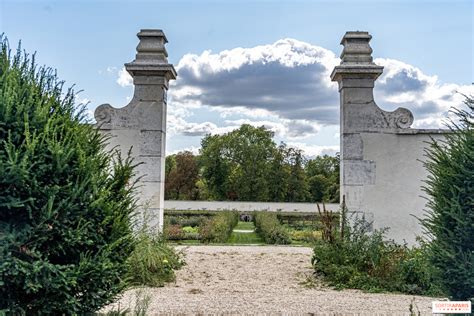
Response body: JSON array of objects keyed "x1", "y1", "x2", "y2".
[
  {"x1": 331, "y1": 31, "x2": 413, "y2": 219},
  {"x1": 95, "y1": 29, "x2": 176, "y2": 233}
]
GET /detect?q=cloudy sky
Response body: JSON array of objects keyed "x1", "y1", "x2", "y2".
[{"x1": 2, "y1": 0, "x2": 473, "y2": 157}]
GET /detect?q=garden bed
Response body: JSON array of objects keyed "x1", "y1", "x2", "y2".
[{"x1": 164, "y1": 209, "x2": 334, "y2": 245}]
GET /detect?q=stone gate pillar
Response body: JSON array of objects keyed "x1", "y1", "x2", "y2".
[
  {"x1": 331, "y1": 31, "x2": 414, "y2": 226},
  {"x1": 94, "y1": 29, "x2": 177, "y2": 232}
]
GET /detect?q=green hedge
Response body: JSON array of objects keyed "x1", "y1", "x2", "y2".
[
  {"x1": 0, "y1": 37, "x2": 137, "y2": 313},
  {"x1": 166, "y1": 215, "x2": 207, "y2": 227},
  {"x1": 199, "y1": 211, "x2": 239, "y2": 243},
  {"x1": 253, "y1": 212, "x2": 291, "y2": 244},
  {"x1": 164, "y1": 209, "x2": 219, "y2": 217}
]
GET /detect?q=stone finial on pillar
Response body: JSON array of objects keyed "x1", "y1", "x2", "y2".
[
  {"x1": 94, "y1": 29, "x2": 176, "y2": 233},
  {"x1": 125, "y1": 29, "x2": 177, "y2": 103},
  {"x1": 339, "y1": 31, "x2": 375, "y2": 64},
  {"x1": 331, "y1": 31, "x2": 413, "y2": 132}
]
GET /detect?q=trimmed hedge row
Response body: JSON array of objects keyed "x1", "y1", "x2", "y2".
[
  {"x1": 199, "y1": 211, "x2": 239, "y2": 243},
  {"x1": 253, "y1": 212, "x2": 291, "y2": 244},
  {"x1": 164, "y1": 209, "x2": 220, "y2": 217}
]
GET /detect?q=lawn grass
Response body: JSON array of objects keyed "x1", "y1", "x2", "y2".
[
  {"x1": 227, "y1": 231, "x2": 264, "y2": 244},
  {"x1": 234, "y1": 221, "x2": 255, "y2": 230},
  {"x1": 228, "y1": 221, "x2": 265, "y2": 244},
  {"x1": 168, "y1": 220, "x2": 319, "y2": 246}
]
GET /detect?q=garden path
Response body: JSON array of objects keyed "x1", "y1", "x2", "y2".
[{"x1": 105, "y1": 245, "x2": 437, "y2": 314}]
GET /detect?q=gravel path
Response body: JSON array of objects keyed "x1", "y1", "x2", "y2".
[{"x1": 104, "y1": 245, "x2": 439, "y2": 315}]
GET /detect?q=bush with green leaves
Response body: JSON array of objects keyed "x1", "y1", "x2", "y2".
[
  {"x1": 166, "y1": 215, "x2": 206, "y2": 227},
  {"x1": 288, "y1": 229, "x2": 321, "y2": 243},
  {"x1": 0, "y1": 37, "x2": 137, "y2": 313},
  {"x1": 254, "y1": 212, "x2": 291, "y2": 245},
  {"x1": 312, "y1": 214, "x2": 442, "y2": 295},
  {"x1": 422, "y1": 97, "x2": 473, "y2": 301},
  {"x1": 126, "y1": 233, "x2": 185, "y2": 287},
  {"x1": 199, "y1": 210, "x2": 239, "y2": 243}
]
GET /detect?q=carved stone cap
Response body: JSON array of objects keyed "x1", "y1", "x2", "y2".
[
  {"x1": 135, "y1": 29, "x2": 168, "y2": 63},
  {"x1": 139, "y1": 29, "x2": 168, "y2": 43},
  {"x1": 125, "y1": 29, "x2": 177, "y2": 80},
  {"x1": 331, "y1": 31, "x2": 383, "y2": 82},
  {"x1": 340, "y1": 31, "x2": 374, "y2": 64}
]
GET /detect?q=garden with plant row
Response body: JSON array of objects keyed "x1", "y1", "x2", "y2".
[{"x1": 163, "y1": 209, "x2": 330, "y2": 245}]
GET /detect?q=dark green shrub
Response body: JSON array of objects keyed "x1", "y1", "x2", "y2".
[
  {"x1": 126, "y1": 233, "x2": 185, "y2": 287},
  {"x1": 199, "y1": 211, "x2": 238, "y2": 243},
  {"x1": 422, "y1": 97, "x2": 474, "y2": 301},
  {"x1": 166, "y1": 215, "x2": 205, "y2": 227},
  {"x1": 396, "y1": 239, "x2": 443, "y2": 295},
  {"x1": 167, "y1": 216, "x2": 180, "y2": 225},
  {"x1": 0, "y1": 38, "x2": 137, "y2": 313},
  {"x1": 254, "y1": 212, "x2": 291, "y2": 244},
  {"x1": 164, "y1": 209, "x2": 218, "y2": 217},
  {"x1": 312, "y1": 215, "x2": 442, "y2": 295}
]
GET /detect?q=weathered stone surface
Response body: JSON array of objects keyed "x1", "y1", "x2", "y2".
[
  {"x1": 343, "y1": 160, "x2": 376, "y2": 185},
  {"x1": 135, "y1": 156, "x2": 164, "y2": 182},
  {"x1": 342, "y1": 134, "x2": 363, "y2": 160},
  {"x1": 333, "y1": 31, "x2": 447, "y2": 245},
  {"x1": 332, "y1": 32, "x2": 414, "y2": 133},
  {"x1": 139, "y1": 130, "x2": 163, "y2": 156},
  {"x1": 343, "y1": 185, "x2": 364, "y2": 209},
  {"x1": 95, "y1": 29, "x2": 176, "y2": 233}
]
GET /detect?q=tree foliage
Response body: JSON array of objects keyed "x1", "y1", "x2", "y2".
[
  {"x1": 166, "y1": 124, "x2": 340, "y2": 203},
  {"x1": 0, "y1": 37, "x2": 137, "y2": 313},
  {"x1": 306, "y1": 153, "x2": 340, "y2": 202},
  {"x1": 422, "y1": 96, "x2": 474, "y2": 301},
  {"x1": 200, "y1": 125, "x2": 275, "y2": 201},
  {"x1": 165, "y1": 151, "x2": 199, "y2": 200}
]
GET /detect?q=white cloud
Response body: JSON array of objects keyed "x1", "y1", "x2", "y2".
[
  {"x1": 167, "y1": 146, "x2": 201, "y2": 156},
  {"x1": 106, "y1": 66, "x2": 118, "y2": 73},
  {"x1": 167, "y1": 114, "x2": 236, "y2": 137},
  {"x1": 287, "y1": 142, "x2": 339, "y2": 158},
  {"x1": 209, "y1": 106, "x2": 274, "y2": 119},
  {"x1": 117, "y1": 67, "x2": 133, "y2": 87},
  {"x1": 171, "y1": 38, "x2": 340, "y2": 126},
  {"x1": 374, "y1": 58, "x2": 473, "y2": 127},
  {"x1": 223, "y1": 118, "x2": 319, "y2": 139},
  {"x1": 167, "y1": 38, "x2": 473, "y2": 134},
  {"x1": 113, "y1": 38, "x2": 473, "y2": 145}
]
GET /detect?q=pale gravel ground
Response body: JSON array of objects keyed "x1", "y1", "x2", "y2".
[{"x1": 104, "y1": 245, "x2": 440, "y2": 315}]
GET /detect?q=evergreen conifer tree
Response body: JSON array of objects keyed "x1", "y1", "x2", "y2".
[
  {"x1": 0, "y1": 36, "x2": 138, "y2": 313},
  {"x1": 422, "y1": 96, "x2": 473, "y2": 301}
]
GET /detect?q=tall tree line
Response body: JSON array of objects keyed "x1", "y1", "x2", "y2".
[{"x1": 165, "y1": 124, "x2": 339, "y2": 203}]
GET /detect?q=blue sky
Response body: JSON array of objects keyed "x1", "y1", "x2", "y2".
[{"x1": 1, "y1": 0, "x2": 473, "y2": 156}]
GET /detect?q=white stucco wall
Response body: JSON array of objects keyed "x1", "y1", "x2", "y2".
[
  {"x1": 165, "y1": 200, "x2": 340, "y2": 213},
  {"x1": 356, "y1": 131, "x2": 446, "y2": 243}
]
